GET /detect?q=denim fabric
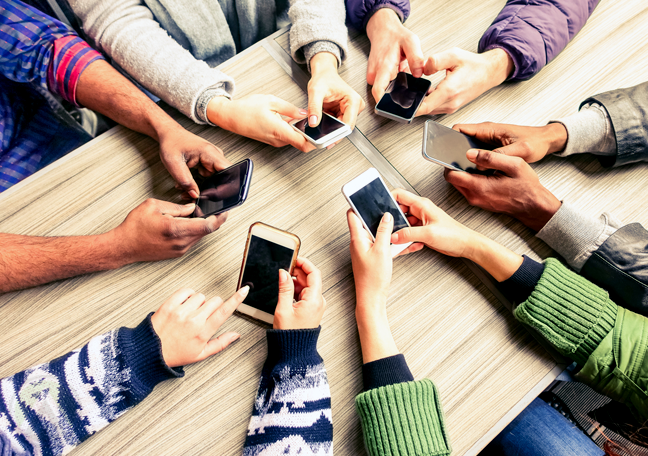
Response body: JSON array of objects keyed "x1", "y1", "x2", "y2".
[{"x1": 481, "y1": 398, "x2": 603, "y2": 456}]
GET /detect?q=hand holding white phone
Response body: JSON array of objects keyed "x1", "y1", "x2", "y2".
[{"x1": 290, "y1": 113, "x2": 352, "y2": 149}]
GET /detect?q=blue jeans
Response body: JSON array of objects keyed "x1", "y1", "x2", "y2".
[{"x1": 481, "y1": 398, "x2": 604, "y2": 456}]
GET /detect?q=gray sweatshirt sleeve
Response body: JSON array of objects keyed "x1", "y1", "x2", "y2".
[
  {"x1": 288, "y1": 0, "x2": 348, "y2": 70},
  {"x1": 536, "y1": 201, "x2": 622, "y2": 271},
  {"x1": 68, "y1": 0, "x2": 234, "y2": 124},
  {"x1": 550, "y1": 103, "x2": 617, "y2": 158}
]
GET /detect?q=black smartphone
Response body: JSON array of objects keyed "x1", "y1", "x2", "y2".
[
  {"x1": 191, "y1": 159, "x2": 253, "y2": 218},
  {"x1": 374, "y1": 72, "x2": 432, "y2": 123},
  {"x1": 422, "y1": 120, "x2": 493, "y2": 173}
]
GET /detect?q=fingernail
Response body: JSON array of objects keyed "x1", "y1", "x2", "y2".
[
  {"x1": 467, "y1": 149, "x2": 478, "y2": 160},
  {"x1": 279, "y1": 269, "x2": 289, "y2": 281},
  {"x1": 391, "y1": 232, "x2": 399, "y2": 242},
  {"x1": 299, "y1": 109, "x2": 308, "y2": 116},
  {"x1": 184, "y1": 202, "x2": 196, "y2": 208},
  {"x1": 189, "y1": 190, "x2": 199, "y2": 199},
  {"x1": 239, "y1": 285, "x2": 250, "y2": 296},
  {"x1": 309, "y1": 115, "x2": 318, "y2": 126},
  {"x1": 383, "y1": 212, "x2": 393, "y2": 222}
]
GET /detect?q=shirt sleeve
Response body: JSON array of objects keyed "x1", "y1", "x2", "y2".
[
  {"x1": 0, "y1": 0, "x2": 103, "y2": 105},
  {"x1": 0, "y1": 314, "x2": 182, "y2": 456},
  {"x1": 499, "y1": 255, "x2": 545, "y2": 305},
  {"x1": 550, "y1": 103, "x2": 617, "y2": 158}
]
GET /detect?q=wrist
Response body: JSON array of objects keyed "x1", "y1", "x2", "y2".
[
  {"x1": 485, "y1": 48, "x2": 514, "y2": 85},
  {"x1": 103, "y1": 227, "x2": 137, "y2": 268},
  {"x1": 366, "y1": 7, "x2": 402, "y2": 42},
  {"x1": 206, "y1": 96, "x2": 232, "y2": 129},
  {"x1": 310, "y1": 52, "x2": 339, "y2": 75},
  {"x1": 467, "y1": 234, "x2": 524, "y2": 282},
  {"x1": 544, "y1": 122, "x2": 568, "y2": 155},
  {"x1": 516, "y1": 188, "x2": 562, "y2": 232}
]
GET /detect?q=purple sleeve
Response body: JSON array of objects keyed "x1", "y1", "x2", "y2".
[
  {"x1": 478, "y1": 0, "x2": 600, "y2": 81},
  {"x1": 345, "y1": 0, "x2": 410, "y2": 31}
]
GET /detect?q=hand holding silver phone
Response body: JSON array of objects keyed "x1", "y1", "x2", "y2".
[{"x1": 290, "y1": 113, "x2": 351, "y2": 149}]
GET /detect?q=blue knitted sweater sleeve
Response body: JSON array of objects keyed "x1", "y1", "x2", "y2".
[
  {"x1": 243, "y1": 327, "x2": 333, "y2": 455},
  {"x1": 0, "y1": 314, "x2": 182, "y2": 456}
]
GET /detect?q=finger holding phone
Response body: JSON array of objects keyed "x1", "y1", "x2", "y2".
[{"x1": 273, "y1": 257, "x2": 326, "y2": 330}]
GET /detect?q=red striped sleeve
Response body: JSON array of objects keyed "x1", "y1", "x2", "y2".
[{"x1": 48, "y1": 35, "x2": 104, "y2": 105}]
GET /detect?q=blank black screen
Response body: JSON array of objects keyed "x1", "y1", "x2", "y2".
[
  {"x1": 293, "y1": 115, "x2": 345, "y2": 141},
  {"x1": 376, "y1": 73, "x2": 431, "y2": 120},
  {"x1": 240, "y1": 235, "x2": 295, "y2": 314},
  {"x1": 193, "y1": 160, "x2": 249, "y2": 217},
  {"x1": 349, "y1": 178, "x2": 408, "y2": 237}
]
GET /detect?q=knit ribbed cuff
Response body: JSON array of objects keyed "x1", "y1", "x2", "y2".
[
  {"x1": 363, "y1": 354, "x2": 414, "y2": 392},
  {"x1": 500, "y1": 255, "x2": 545, "y2": 305},
  {"x1": 266, "y1": 327, "x2": 322, "y2": 366},
  {"x1": 355, "y1": 379, "x2": 451, "y2": 456},
  {"x1": 304, "y1": 41, "x2": 343, "y2": 72},
  {"x1": 117, "y1": 313, "x2": 184, "y2": 402},
  {"x1": 514, "y1": 258, "x2": 617, "y2": 365}
]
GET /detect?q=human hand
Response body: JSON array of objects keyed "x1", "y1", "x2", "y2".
[
  {"x1": 111, "y1": 199, "x2": 227, "y2": 263},
  {"x1": 365, "y1": 8, "x2": 425, "y2": 104},
  {"x1": 453, "y1": 122, "x2": 568, "y2": 163},
  {"x1": 347, "y1": 210, "x2": 393, "y2": 309},
  {"x1": 273, "y1": 257, "x2": 326, "y2": 330},
  {"x1": 390, "y1": 189, "x2": 476, "y2": 258},
  {"x1": 308, "y1": 52, "x2": 365, "y2": 130},
  {"x1": 158, "y1": 126, "x2": 232, "y2": 200},
  {"x1": 207, "y1": 95, "x2": 316, "y2": 153},
  {"x1": 151, "y1": 287, "x2": 248, "y2": 367},
  {"x1": 444, "y1": 150, "x2": 562, "y2": 232},
  {"x1": 416, "y1": 48, "x2": 514, "y2": 116}
]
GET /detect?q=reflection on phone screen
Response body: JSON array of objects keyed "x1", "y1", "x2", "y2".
[
  {"x1": 240, "y1": 235, "x2": 295, "y2": 314},
  {"x1": 349, "y1": 178, "x2": 409, "y2": 236},
  {"x1": 193, "y1": 160, "x2": 248, "y2": 217},
  {"x1": 294, "y1": 115, "x2": 345, "y2": 141},
  {"x1": 424, "y1": 122, "x2": 491, "y2": 172},
  {"x1": 376, "y1": 73, "x2": 430, "y2": 120}
]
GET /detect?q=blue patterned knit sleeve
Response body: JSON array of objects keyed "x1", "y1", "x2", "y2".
[
  {"x1": 0, "y1": 314, "x2": 182, "y2": 456},
  {"x1": 244, "y1": 327, "x2": 333, "y2": 455}
]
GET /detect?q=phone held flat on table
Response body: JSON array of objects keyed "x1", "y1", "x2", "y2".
[
  {"x1": 236, "y1": 222, "x2": 301, "y2": 324},
  {"x1": 342, "y1": 168, "x2": 412, "y2": 257},
  {"x1": 375, "y1": 72, "x2": 432, "y2": 124},
  {"x1": 191, "y1": 159, "x2": 254, "y2": 218}
]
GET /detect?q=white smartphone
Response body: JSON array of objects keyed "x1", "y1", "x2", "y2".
[
  {"x1": 342, "y1": 168, "x2": 412, "y2": 257},
  {"x1": 375, "y1": 72, "x2": 432, "y2": 124},
  {"x1": 236, "y1": 222, "x2": 301, "y2": 324},
  {"x1": 290, "y1": 113, "x2": 352, "y2": 149}
]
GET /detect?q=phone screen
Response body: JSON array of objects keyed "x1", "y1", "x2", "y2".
[
  {"x1": 293, "y1": 115, "x2": 346, "y2": 141},
  {"x1": 192, "y1": 160, "x2": 251, "y2": 217},
  {"x1": 376, "y1": 73, "x2": 431, "y2": 120},
  {"x1": 349, "y1": 178, "x2": 409, "y2": 237},
  {"x1": 240, "y1": 235, "x2": 295, "y2": 314},
  {"x1": 424, "y1": 122, "x2": 490, "y2": 172}
]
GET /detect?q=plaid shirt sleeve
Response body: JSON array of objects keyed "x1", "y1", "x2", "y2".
[{"x1": 0, "y1": 0, "x2": 104, "y2": 105}]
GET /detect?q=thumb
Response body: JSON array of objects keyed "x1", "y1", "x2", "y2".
[
  {"x1": 307, "y1": 85, "x2": 325, "y2": 127},
  {"x1": 200, "y1": 332, "x2": 241, "y2": 360},
  {"x1": 391, "y1": 225, "x2": 429, "y2": 245},
  {"x1": 271, "y1": 98, "x2": 308, "y2": 119},
  {"x1": 165, "y1": 157, "x2": 200, "y2": 199},
  {"x1": 155, "y1": 200, "x2": 196, "y2": 217},
  {"x1": 467, "y1": 149, "x2": 523, "y2": 175},
  {"x1": 276, "y1": 269, "x2": 295, "y2": 310},
  {"x1": 374, "y1": 212, "x2": 394, "y2": 247}
]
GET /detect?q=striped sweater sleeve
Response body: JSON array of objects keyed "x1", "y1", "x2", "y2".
[
  {"x1": 0, "y1": 314, "x2": 182, "y2": 456},
  {"x1": 0, "y1": 0, "x2": 103, "y2": 105},
  {"x1": 244, "y1": 327, "x2": 333, "y2": 455}
]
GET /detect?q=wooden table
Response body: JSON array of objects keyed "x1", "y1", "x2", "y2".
[{"x1": 1, "y1": 0, "x2": 647, "y2": 454}]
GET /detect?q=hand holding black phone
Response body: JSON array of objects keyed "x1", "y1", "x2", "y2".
[{"x1": 191, "y1": 159, "x2": 253, "y2": 218}]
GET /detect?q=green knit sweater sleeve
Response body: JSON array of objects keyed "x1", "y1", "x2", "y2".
[
  {"x1": 355, "y1": 379, "x2": 451, "y2": 456},
  {"x1": 513, "y1": 258, "x2": 618, "y2": 365}
]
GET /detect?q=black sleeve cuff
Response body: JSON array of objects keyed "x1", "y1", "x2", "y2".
[
  {"x1": 500, "y1": 255, "x2": 545, "y2": 305},
  {"x1": 117, "y1": 313, "x2": 184, "y2": 402},
  {"x1": 362, "y1": 354, "x2": 414, "y2": 392},
  {"x1": 265, "y1": 327, "x2": 323, "y2": 367}
]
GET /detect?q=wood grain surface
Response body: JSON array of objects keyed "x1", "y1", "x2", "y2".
[{"x1": 3, "y1": 0, "x2": 646, "y2": 453}]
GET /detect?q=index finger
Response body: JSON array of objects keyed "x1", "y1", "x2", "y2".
[
  {"x1": 281, "y1": 123, "x2": 317, "y2": 153},
  {"x1": 206, "y1": 286, "x2": 249, "y2": 333},
  {"x1": 341, "y1": 96, "x2": 363, "y2": 130},
  {"x1": 372, "y1": 68, "x2": 394, "y2": 104}
]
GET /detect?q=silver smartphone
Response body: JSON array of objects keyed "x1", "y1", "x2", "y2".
[
  {"x1": 290, "y1": 113, "x2": 352, "y2": 148},
  {"x1": 375, "y1": 72, "x2": 432, "y2": 124},
  {"x1": 422, "y1": 120, "x2": 492, "y2": 173}
]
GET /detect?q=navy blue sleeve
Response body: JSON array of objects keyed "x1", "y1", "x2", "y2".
[
  {"x1": 500, "y1": 255, "x2": 545, "y2": 305},
  {"x1": 362, "y1": 354, "x2": 414, "y2": 392}
]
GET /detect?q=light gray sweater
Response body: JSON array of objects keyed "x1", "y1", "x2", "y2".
[{"x1": 68, "y1": 0, "x2": 348, "y2": 124}]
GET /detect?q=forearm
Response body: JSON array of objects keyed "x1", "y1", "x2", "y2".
[
  {"x1": 0, "y1": 231, "x2": 129, "y2": 292},
  {"x1": 464, "y1": 232, "x2": 524, "y2": 282},
  {"x1": 76, "y1": 59, "x2": 181, "y2": 142},
  {"x1": 355, "y1": 294, "x2": 399, "y2": 364}
]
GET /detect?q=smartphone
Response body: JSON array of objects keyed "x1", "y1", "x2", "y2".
[
  {"x1": 342, "y1": 168, "x2": 412, "y2": 257},
  {"x1": 290, "y1": 113, "x2": 352, "y2": 149},
  {"x1": 191, "y1": 159, "x2": 253, "y2": 218},
  {"x1": 236, "y1": 222, "x2": 301, "y2": 324},
  {"x1": 422, "y1": 120, "x2": 492, "y2": 173},
  {"x1": 375, "y1": 72, "x2": 432, "y2": 124}
]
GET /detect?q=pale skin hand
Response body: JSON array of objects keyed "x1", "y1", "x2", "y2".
[
  {"x1": 0, "y1": 199, "x2": 225, "y2": 293},
  {"x1": 443, "y1": 150, "x2": 562, "y2": 232},
  {"x1": 76, "y1": 60, "x2": 229, "y2": 198},
  {"x1": 347, "y1": 210, "x2": 400, "y2": 364},
  {"x1": 151, "y1": 287, "x2": 249, "y2": 367},
  {"x1": 365, "y1": 7, "x2": 425, "y2": 104},
  {"x1": 207, "y1": 95, "x2": 316, "y2": 153},
  {"x1": 273, "y1": 257, "x2": 326, "y2": 330},
  {"x1": 390, "y1": 189, "x2": 523, "y2": 282},
  {"x1": 307, "y1": 52, "x2": 365, "y2": 130},
  {"x1": 416, "y1": 48, "x2": 514, "y2": 116},
  {"x1": 453, "y1": 122, "x2": 569, "y2": 163}
]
